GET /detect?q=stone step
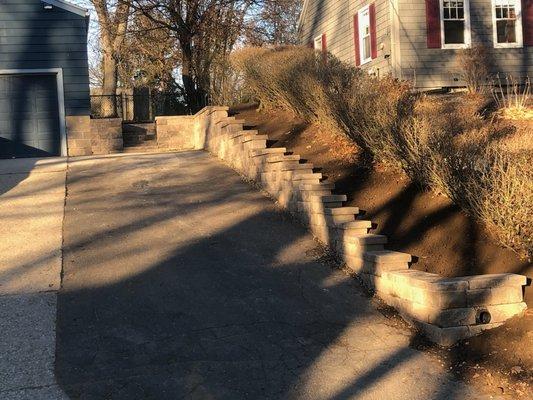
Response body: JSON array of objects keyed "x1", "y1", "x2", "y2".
[
  {"x1": 284, "y1": 172, "x2": 322, "y2": 181},
  {"x1": 236, "y1": 134, "x2": 269, "y2": 144},
  {"x1": 262, "y1": 163, "x2": 313, "y2": 173},
  {"x1": 264, "y1": 155, "x2": 301, "y2": 163},
  {"x1": 344, "y1": 234, "x2": 388, "y2": 245},
  {"x1": 299, "y1": 183, "x2": 336, "y2": 191},
  {"x1": 123, "y1": 135, "x2": 156, "y2": 144},
  {"x1": 364, "y1": 250, "x2": 412, "y2": 263},
  {"x1": 251, "y1": 148, "x2": 287, "y2": 157},
  {"x1": 337, "y1": 220, "x2": 373, "y2": 230},
  {"x1": 219, "y1": 118, "x2": 246, "y2": 128},
  {"x1": 122, "y1": 123, "x2": 156, "y2": 134},
  {"x1": 308, "y1": 194, "x2": 347, "y2": 203},
  {"x1": 230, "y1": 130, "x2": 257, "y2": 139},
  {"x1": 324, "y1": 207, "x2": 360, "y2": 215}
]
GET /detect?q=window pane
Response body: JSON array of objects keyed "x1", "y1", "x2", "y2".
[
  {"x1": 497, "y1": 20, "x2": 516, "y2": 43},
  {"x1": 502, "y1": 7, "x2": 508, "y2": 18},
  {"x1": 444, "y1": 20, "x2": 465, "y2": 43},
  {"x1": 509, "y1": 6, "x2": 516, "y2": 18},
  {"x1": 496, "y1": 6, "x2": 502, "y2": 18},
  {"x1": 444, "y1": 7, "x2": 450, "y2": 18},
  {"x1": 363, "y1": 36, "x2": 371, "y2": 59},
  {"x1": 458, "y1": 8, "x2": 464, "y2": 18},
  {"x1": 451, "y1": 7, "x2": 457, "y2": 18}
]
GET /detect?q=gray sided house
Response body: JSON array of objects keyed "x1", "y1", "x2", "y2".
[
  {"x1": 0, "y1": 0, "x2": 91, "y2": 158},
  {"x1": 298, "y1": 0, "x2": 533, "y2": 89}
]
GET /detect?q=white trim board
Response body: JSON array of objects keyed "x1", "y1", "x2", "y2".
[
  {"x1": 41, "y1": 0, "x2": 89, "y2": 17},
  {"x1": 0, "y1": 68, "x2": 68, "y2": 157}
]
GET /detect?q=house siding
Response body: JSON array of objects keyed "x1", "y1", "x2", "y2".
[
  {"x1": 299, "y1": 0, "x2": 393, "y2": 77},
  {"x1": 398, "y1": 0, "x2": 533, "y2": 88},
  {"x1": 0, "y1": 0, "x2": 90, "y2": 116},
  {"x1": 299, "y1": 0, "x2": 532, "y2": 89}
]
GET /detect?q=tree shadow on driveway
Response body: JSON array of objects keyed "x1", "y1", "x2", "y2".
[{"x1": 54, "y1": 151, "x2": 481, "y2": 400}]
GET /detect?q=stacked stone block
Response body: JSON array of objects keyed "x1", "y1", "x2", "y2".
[
  {"x1": 155, "y1": 115, "x2": 196, "y2": 151},
  {"x1": 90, "y1": 118, "x2": 123, "y2": 155},
  {"x1": 190, "y1": 106, "x2": 530, "y2": 346},
  {"x1": 66, "y1": 116, "x2": 92, "y2": 156}
]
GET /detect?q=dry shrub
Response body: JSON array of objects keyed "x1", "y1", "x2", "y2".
[
  {"x1": 492, "y1": 75, "x2": 532, "y2": 120},
  {"x1": 458, "y1": 44, "x2": 491, "y2": 94},
  {"x1": 232, "y1": 46, "x2": 533, "y2": 257}
]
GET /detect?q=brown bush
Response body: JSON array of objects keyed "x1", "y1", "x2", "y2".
[
  {"x1": 231, "y1": 46, "x2": 533, "y2": 258},
  {"x1": 458, "y1": 44, "x2": 491, "y2": 94}
]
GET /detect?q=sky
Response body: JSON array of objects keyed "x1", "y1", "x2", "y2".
[{"x1": 70, "y1": 1, "x2": 99, "y2": 67}]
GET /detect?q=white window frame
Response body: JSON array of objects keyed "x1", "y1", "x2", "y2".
[
  {"x1": 314, "y1": 34, "x2": 324, "y2": 52},
  {"x1": 439, "y1": 0, "x2": 472, "y2": 49},
  {"x1": 358, "y1": 5, "x2": 372, "y2": 65},
  {"x1": 491, "y1": 0, "x2": 523, "y2": 48}
]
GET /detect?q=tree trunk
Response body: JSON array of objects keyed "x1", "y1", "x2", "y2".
[
  {"x1": 181, "y1": 40, "x2": 202, "y2": 113},
  {"x1": 101, "y1": 52, "x2": 118, "y2": 117}
]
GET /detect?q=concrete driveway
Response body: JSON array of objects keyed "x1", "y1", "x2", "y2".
[
  {"x1": 0, "y1": 157, "x2": 67, "y2": 399},
  {"x1": 1, "y1": 152, "x2": 498, "y2": 399}
]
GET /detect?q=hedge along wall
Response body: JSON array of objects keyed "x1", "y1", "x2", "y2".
[{"x1": 174, "y1": 106, "x2": 529, "y2": 346}]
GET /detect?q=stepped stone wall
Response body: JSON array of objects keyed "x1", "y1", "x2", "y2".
[{"x1": 151, "y1": 106, "x2": 531, "y2": 345}]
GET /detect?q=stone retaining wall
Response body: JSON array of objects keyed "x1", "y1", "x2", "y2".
[
  {"x1": 66, "y1": 116, "x2": 92, "y2": 157},
  {"x1": 90, "y1": 118, "x2": 123, "y2": 155},
  {"x1": 155, "y1": 115, "x2": 197, "y2": 151},
  {"x1": 186, "y1": 106, "x2": 529, "y2": 346},
  {"x1": 66, "y1": 117, "x2": 123, "y2": 156}
]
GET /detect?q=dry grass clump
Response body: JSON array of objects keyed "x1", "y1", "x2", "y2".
[
  {"x1": 492, "y1": 76, "x2": 532, "y2": 121},
  {"x1": 231, "y1": 46, "x2": 533, "y2": 257}
]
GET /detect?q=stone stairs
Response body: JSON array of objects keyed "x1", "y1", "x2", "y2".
[
  {"x1": 199, "y1": 107, "x2": 528, "y2": 346},
  {"x1": 122, "y1": 123, "x2": 159, "y2": 153}
]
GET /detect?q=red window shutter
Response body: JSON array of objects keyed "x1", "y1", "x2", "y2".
[
  {"x1": 425, "y1": 0, "x2": 441, "y2": 48},
  {"x1": 322, "y1": 33, "x2": 327, "y2": 52},
  {"x1": 354, "y1": 13, "x2": 361, "y2": 66},
  {"x1": 524, "y1": 0, "x2": 533, "y2": 46},
  {"x1": 369, "y1": 3, "x2": 378, "y2": 59}
]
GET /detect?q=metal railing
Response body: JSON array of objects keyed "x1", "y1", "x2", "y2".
[{"x1": 90, "y1": 92, "x2": 187, "y2": 122}]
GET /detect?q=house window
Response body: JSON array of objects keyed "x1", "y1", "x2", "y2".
[
  {"x1": 440, "y1": 0, "x2": 471, "y2": 48},
  {"x1": 492, "y1": 0, "x2": 523, "y2": 47},
  {"x1": 314, "y1": 34, "x2": 324, "y2": 52},
  {"x1": 358, "y1": 7, "x2": 372, "y2": 64}
]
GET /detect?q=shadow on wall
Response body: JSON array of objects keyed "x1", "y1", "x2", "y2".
[{"x1": 52, "y1": 151, "x2": 482, "y2": 399}]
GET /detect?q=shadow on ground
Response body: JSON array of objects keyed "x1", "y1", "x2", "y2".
[{"x1": 52, "y1": 151, "x2": 486, "y2": 400}]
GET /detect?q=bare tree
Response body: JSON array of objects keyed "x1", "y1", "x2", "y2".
[
  {"x1": 246, "y1": 0, "x2": 302, "y2": 45},
  {"x1": 90, "y1": 0, "x2": 130, "y2": 115},
  {"x1": 127, "y1": 0, "x2": 256, "y2": 112}
]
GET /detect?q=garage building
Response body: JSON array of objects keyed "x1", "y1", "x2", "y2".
[{"x1": 0, "y1": 0, "x2": 90, "y2": 158}]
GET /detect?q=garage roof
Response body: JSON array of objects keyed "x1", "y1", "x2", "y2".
[{"x1": 41, "y1": 0, "x2": 89, "y2": 17}]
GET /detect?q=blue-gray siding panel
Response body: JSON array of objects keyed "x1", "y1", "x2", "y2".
[{"x1": 0, "y1": 0, "x2": 90, "y2": 116}]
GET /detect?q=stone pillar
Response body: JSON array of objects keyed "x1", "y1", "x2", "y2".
[
  {"x1": 90, "y1": 118, "x2": 124, "y2": 155},
  {"x1": 66, "y1": 115, "x2": 92, "y2": 157}
]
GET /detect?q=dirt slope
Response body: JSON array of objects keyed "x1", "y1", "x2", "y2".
[{"x1": 232, "y1": 105, "x2": 532, "y2": 398}]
